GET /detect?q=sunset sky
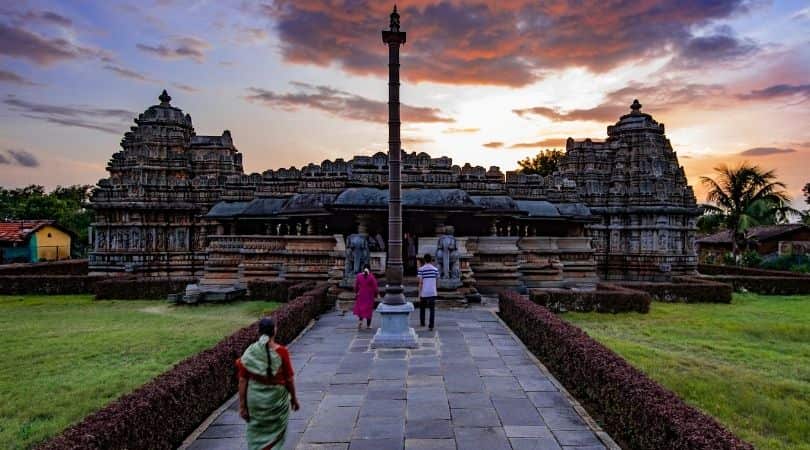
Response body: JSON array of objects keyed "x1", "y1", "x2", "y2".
[{"x1": 0, "y1": 0, "x2": 808, "y2": 207}]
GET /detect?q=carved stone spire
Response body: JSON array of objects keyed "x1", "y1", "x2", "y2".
[
  {"x1": 389, "y1": 5, "x2": 400, "y2": 32},
  {"x1": 630, "y1": 98, "x2": 642, "y2": 115},
  {"x1": 159, "y1": 89, "x2": 172, "y2": 106}
]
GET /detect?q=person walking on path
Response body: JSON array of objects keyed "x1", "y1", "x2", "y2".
[
  {"x1": 353, "y1": 264, "x2": 378, "y2": 329},
  {"x1": 417, "y1": 253, "x2": 439, "y2": 330},
  {"x1": 235, "y1": 317, "x2": 300, "y2": 450}
]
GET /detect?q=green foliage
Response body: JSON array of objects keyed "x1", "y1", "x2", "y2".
[
  {"x1": 566, "y1": 293, "x2": 810, "y2": 450},
  {"x1": 517, "y1": 149, "x2": 564, "y2": 176},
  {"x1": 722, "y1": 252, "x2": 737, "y2": 265},
  {"x1": 700, "y1": 163, "x2": 795, "y2": 255},
  {"x1": 0, "y1": 185, "x2": 94, "y2": 256},
  {"x1": 0, "y1": 295, "x2": 279, "y2": 450},
  {"x1": 741, "y1": 250, "x2": 763, "y2": 267},
  {"x1": 761, "y1": 254, "x2": 810, "y2": 273}
]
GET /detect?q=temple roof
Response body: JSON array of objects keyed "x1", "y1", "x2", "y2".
[{"x1": 208, "y1": 189, "x2": 592, "y2": 220}]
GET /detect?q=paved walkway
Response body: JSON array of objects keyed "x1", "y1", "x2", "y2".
[{"x1": 185, "y1": 307, "x2": 614, "y2": 450}]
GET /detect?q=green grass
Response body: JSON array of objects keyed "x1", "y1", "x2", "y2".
[
  {"x1": 0, "y1": 295, "x2": 279, "y2": 450},
  {"x1": 564, "y1": 293, "x2": 810, "y2": 450}
]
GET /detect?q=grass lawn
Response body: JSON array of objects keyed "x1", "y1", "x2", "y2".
[
  {"x1": 565, "y1": 293, "x2": 810, "y2": 450},
  {"x1": 0, "y1": 295, "x2": 279, "y2": 450}
]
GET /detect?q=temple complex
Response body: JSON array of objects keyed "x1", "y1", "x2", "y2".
[{"x1": 88, "y1": 91, "x2": 698, "y2": 301}]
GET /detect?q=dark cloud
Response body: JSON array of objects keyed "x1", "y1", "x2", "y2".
[
  {"x1": 483, "y1": 141, "x2": 504, "y2": 148},
  {"x1": 22, "y1": 10, "x2": 73, "y2": 27},
  {"x1": 136, "y1": 36, "x2": 210, "y2": 63},
  {"x1": 739, "y1": 84, "x2": 810, "y2": 100},
  {"x1": 0, "y1": 149, "x2": 40, "y2": 167},
  {"x1": 0, "y1": 69, "x2": 38, "y2": 86},
  {"x1": 0, "y1": 23, "x2": 111, "y2": 66},
  {"x1": 670, "y1": 26, "x2": 758, "y2": 69},
  {"x1": 509, "y1": 138, "x2": 568, "y2": 149},
  {"x1": 172, "y1": 82, "x2": 199, "y2": 93},
  {"x1": 739, "y1": 147, "x2": 796, "y2": 156},
  {"x1": 4, "y1": 96, "x2": 133, "y2": 135},
  {"x1": 103, "y1": 65, "x2": 154, "y2": 82},
  {"x1": 443, "y1": 127, "x2": 480, "y2": 134},
  {"x1": 262, "y1": 0, "x2": 748, "y2": 86},
  {"x1": 245, "y1": 82, "x2": 453, "y2": 123},
  {"x1": 515, "y1": 82, "x2": 725, "y2": 123}
]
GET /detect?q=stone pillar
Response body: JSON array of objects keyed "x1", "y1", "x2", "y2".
[{"x1": 373, "y1": 6, "x2": 417, "y2": 349}]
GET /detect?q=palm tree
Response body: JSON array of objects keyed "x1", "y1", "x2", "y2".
[{"x1": 700, "y1": 162, "x2": 796, "y2": 256}]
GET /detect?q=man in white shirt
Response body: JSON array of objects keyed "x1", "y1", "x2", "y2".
[{"x1": 417, "y1": 253, "x2": 439, "y2": 330}]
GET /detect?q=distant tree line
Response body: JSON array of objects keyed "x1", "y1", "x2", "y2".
[{"x1": 0, "y1": 185, "x2": 94, "y2": 256}]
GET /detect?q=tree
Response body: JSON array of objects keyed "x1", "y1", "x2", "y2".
[
  {"x1": 699, "y1": 162, "x2": 796, "y2": 256},
  {"x1": 803, "y1": 183, "x2": 810, "y2": 225},
  {"x1": 0, "y1": 185, "x2": 94, "y2": 256},
  {"x1": 517, "y1": 149, "x2": 564, "y2": 176}
]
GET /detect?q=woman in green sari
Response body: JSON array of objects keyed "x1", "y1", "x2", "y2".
[{"x1": 236, "y1": 318, "x2": 300, "y2": 450}]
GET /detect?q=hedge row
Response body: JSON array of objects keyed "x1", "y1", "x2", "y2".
[
  {"x1": 698, "y1": 264, "x2": 809, "y2": 278},
  {"x1": 702, "y1": 275, "x2": 810, "y2": 295},
  {"x1": 497, "y1": 290, "x2": 752, "y2": 450},
  {"x1": 0, "y1": 275, "x2": 103, "y2": 295},
  {"x1": 616, "y1": 276, "x2": 733, "y2": 303},
  {"x1": 529, "y1": 283, "x2": 651, "y2": 313},
  {"x1": 246, "y1": 280, "x2": 317, "y2": 302},
  {"x1": 94, "y1": 277, "x2": 198, "y2": 300},
  {"x1": 0, "y1": 259, "x2": 88, "y2": 275},
  {"x1": 37, "y1": 283, "x2": 332, "y2": 450}
]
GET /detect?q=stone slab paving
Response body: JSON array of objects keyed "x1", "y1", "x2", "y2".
[{"x1": 184, "y1": 307, "x2": 616, "y2": 450}]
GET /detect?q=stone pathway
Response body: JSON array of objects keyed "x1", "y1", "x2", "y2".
[{"x1": 184, "y1": 307, "x2": 615, "y2": 450}]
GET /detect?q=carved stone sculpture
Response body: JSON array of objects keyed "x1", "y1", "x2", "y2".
[{"x1": 344, "y1": 233, "x2": 370, "y2": 278}]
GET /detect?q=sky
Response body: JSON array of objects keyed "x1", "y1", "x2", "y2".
[{"x1": 0, "y1": 0, "x2": 808, "y2": 208}]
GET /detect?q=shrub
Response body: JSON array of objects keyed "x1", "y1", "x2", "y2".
[
  {"x1": 703, "y1": 275, "x2": 810, "y2": 295},
  {"x1": 0, "y1": 259, "x2": 88, "y2": 275},
  {"x1": 246, "y1": 279, "x2": 290, "y2": 301},
  {"x1": 617, "y1": 276, "x2": 733, "y2": 303},
  {"x1": 761, "y1": 254, "x2": 810, "y2": 272},
  {"x1": 529, "y1": 283, "x2": 651, "y2": 313},
  {"x1": 94, "y1": 277, "x2": 198, "y2": 300},
  {"x1": 37, "y1": 282, "x2": 331, "y2": 450},
  {"x1": 0, "y1": 275, "x2": 102, "y2": 295},
  {"x1": 698, "y1": 264, "x2": 810, "y2": 278},
  {"x1": 741, "y1": 250, "x2": 762, "y2": 268},
  {"x1": 498, "y1": 290, "x2": 753, "y2": 450}
]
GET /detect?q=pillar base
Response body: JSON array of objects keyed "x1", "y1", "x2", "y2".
[{"x1": 370, "y1": 302, "x2": 418, "y2": 348}]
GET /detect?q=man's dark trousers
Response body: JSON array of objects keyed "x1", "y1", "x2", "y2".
[{"x1": 419, "y1": 296, "x2": 436, "y2": 329}]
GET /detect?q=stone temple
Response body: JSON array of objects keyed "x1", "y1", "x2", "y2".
[{"x1": 88, "y1": 91, "x2": 699, "y2": 302}]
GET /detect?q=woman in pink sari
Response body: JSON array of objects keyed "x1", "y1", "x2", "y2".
[{"x1": 353, "y1": 264, "x2": 378, "y2": 329}]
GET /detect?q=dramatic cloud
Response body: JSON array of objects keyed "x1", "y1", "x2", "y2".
[
  {"x1": 0, "y1": 23, "x2": 110, "y2": 65},
  {"x1": 509, "y1": 138, "x2": 568, "y2": 149},
  {"x1": 103, "y1": 65, "x2": 154, "y2": 82},
  {"x1": 739, "y1": 84, "x2": 810, "y2": 101},
  {"x1": 21, "y1": 10, "x2": 73, "y2": 27},
  {"x1": 483, "y1": 141, "x2": 504, "y2": 148},
  {"x1": 0, "y1": 69, "x2": 38, "y2": 86},
  {"x1": 515, "y1": 82, "x2": 725, "y2": 123},
  {"x1": 262, "y1": 0, "x2": 749, "y2": 86},
  {"x1": 4, "y1": 96, "x2": 134, "y2": 134},
  {"x1": 669, "y1": 26, "x2": 758, "y2": 69},
  {"x1": 443, "y1": 127, "x2": 480, "y2": 134},
  {"x1": 136, "y1": 36, "x2": 210, "y2": 63},
  {"x1": 245, "y1": 82, "x2": 453, "y2": 123},
  {"x1": 739, "y1": 147, "x2": 796, "y2": 156},
  {"x1": 0, "y1": 149, "x2": 40, "y2": 167}
]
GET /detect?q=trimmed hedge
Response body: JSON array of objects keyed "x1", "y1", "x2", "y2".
[
  {"x1": 702, "y1": 275, "x2": 810, "y2": 295},
  {"x1": 616, "y1": 276, "x2": 733, "y2": 303},
  {"x1": 0, "y1": 275, "x2": 103, "y2": 295},
  {"x1": 698, "y1": 264, "x2": 810, "y2": 278},
  {"x1": 37, "y1": 284, "x2": 331, "y2": 450},
  {"x1": 529, "y1": 283, "x2": 651, "y2": 313},
  {"x1": 498, "y1": 290, "x2": 752, "y2": 450},
  {"x1": 94, "y1": 277, "x2": 198, "y2": 300},
  {"x1": 246, "y1": 279, "x2": 290, "y2": 301},
  {"x1": 0, "y1": 259, "x2": 88, "y2": 275}
]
